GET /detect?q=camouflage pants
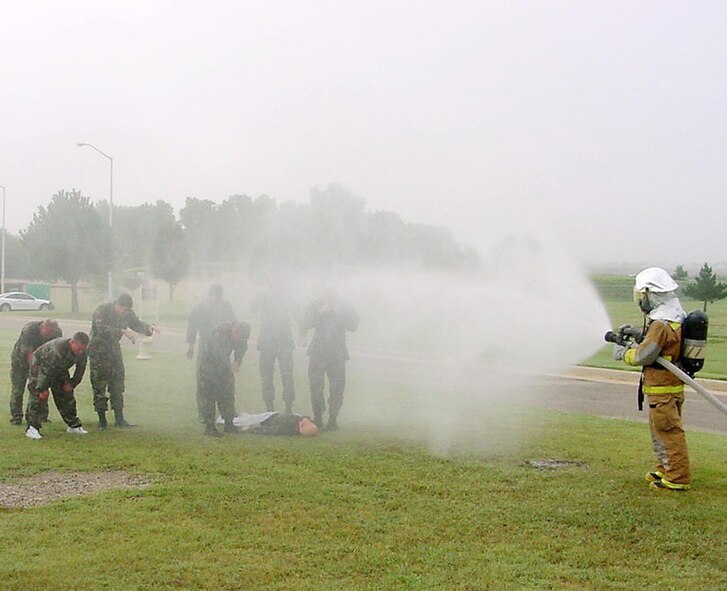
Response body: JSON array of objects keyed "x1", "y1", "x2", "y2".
[
  {"x1": 259, "y1": 347, "x2": 295, "y2": 410},
  {"x1": 90, "y1": 351, "x2": 126, "y2": 413},
  {"x1": 197, "y1": 366, "x2": 236, "y2": 426},
  {"x1": 9, "y1": 354, "x2": 48, "y2": 423},
  {"x1": 26, "y1": 373, "x2": 82, "y2": 430},
  {"x1": 308, "y1": 356, "x2": 346, "y2": 422}
]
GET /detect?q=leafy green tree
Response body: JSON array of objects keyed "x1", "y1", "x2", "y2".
[
  {"x1": 673, "y1": 265, "x2": 688, "y2": 281},
  {"x1": 21, "y1": 189, "x2": 110, "y2": 311},
  {"x1": 684, "y1": 263, "x2": 727, "y2": 311},
  {"x1": 151, "y1": 223, "x2": 190, "y2": 301}
]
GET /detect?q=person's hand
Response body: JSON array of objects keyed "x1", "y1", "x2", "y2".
[
  {"x1": 231, "y1": 360, "x2": 241, "y2": 374},
  {"x1": 62, "y1": 381, "x2": 73, "y2": 393},
  {"x1": 186, "y1": 345, "x2": 194, "y2": 360},
  {"x1": 151, "y1": 324, "x2": 160, "y2": 335},
  {"x1": 38, "y1": 390, "x2": 49, "y2": 401},
  {"x1": 613, "y1": 345, "x2": 628, "y2": 361},
  {"x1": 123, "y1": 330, "x2": 136, "y2": 344}
]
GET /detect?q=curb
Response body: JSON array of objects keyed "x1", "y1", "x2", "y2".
[{"x1": 558, "y1": 366, "x2": 727, "y2": 395}]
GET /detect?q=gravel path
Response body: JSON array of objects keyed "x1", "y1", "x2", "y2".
[{"x1": 0, "y1": 470, "x2": 153, "y2": 509}]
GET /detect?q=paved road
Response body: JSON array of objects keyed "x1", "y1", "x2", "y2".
[{"x1": 2, "y1": 314, "x2": 725, "y2": 435}]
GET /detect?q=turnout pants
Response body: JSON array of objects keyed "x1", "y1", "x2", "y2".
[{"x1": 647, "y1": 393, "x2": 690, "y2": 485}]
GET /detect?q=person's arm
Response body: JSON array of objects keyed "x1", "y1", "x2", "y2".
[
  {"x1": 32, "y1": 350, "x2": 51, "y2": 394},
  {"x1": 302, "y1": 301, "x2": 321, "y2": 331},
  {"x1": 232, "y1": 322, "x2": 250, "y2": 364},
  {"x1": 70, "y1": 354, "x2": 87, "y2": 387},
  {"x1": 624, "y1": 321, "x2": 670, "y2": 367},
  {"x1": 126, "y1": 310, "x2": 154, "y2": 337}
]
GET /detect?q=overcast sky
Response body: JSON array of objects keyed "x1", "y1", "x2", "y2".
[{"x1": 2, "y1": 1, "x2": 725, "y2": 268}]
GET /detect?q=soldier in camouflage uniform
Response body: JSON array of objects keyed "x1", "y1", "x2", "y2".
[
  {"x1": 9, "y1": 319, "x2": 62, "y2": 425},
  {"x1": 24, "y1": 332, "x2": 90, "y2": 440},
  {"x1": 89, "y1": 293, "x2": 157, "y2": 430},
  {"x1": 250, "y1": 281, "x2": 300, "y2": 413},
  {"x1": 186, "y1": 284, "x2": 236, "y2": 421},
  {"x1": 229, "y1": 411, "x2": 319, "y2": 436},
  {"x1": 303, "y1": 289, "x2": 359, "y2": 431},
  {"x1": 197, "y1": 320, "x2": 250, "y2": 437}
]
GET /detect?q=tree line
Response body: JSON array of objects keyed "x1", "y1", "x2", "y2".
[{"x1": 6, "y1": 184, "x2": 479, "y2": 310}]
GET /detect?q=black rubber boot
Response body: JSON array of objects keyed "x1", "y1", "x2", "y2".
[
  {"x1": 204, "y1": 423, "x2": 222, "y2": 437},
  {"x1": 97, "y1": 411, "x2": 108, "y2": 431},
  {"x1": 114, "y1": 409, "x2": 136, "y2": 428}
]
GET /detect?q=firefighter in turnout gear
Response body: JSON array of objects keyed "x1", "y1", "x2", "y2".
[
  {"x1": 614, "y1": 267, "x2": 691, "y2": 491},
  {"x1": 89, "y1": 293, "x2": 158, "y2": 430},
  {"x1": 9, "y1": 319, "x2": 62, "y2": 425},
  {"x1": 24, "y1": 332, "x2": 90, "y2": 440}
]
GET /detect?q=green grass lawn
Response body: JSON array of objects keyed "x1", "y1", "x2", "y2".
[{"x1": 1, "y1": 327, "x2": 726, "y2": 590}]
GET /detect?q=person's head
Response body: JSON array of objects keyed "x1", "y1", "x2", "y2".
[
  {"x1": 114, "y1": 293, "x2": 134, "y2": 316},
  {"x1": 39, "y1": 319, "x2": 59, "y2": 338},
  {"x1": 297, "y1": 417, "x2": 319, "y2": 437},
  {"x1": 69, "y1": 331, "x2": 90, "y2": 355},
  {"x1": 208, "y1": 284, "x2": 223, "y2": 300},
  {"x1": 633, "y1": 267, "x2": 685, "y2": 322}
]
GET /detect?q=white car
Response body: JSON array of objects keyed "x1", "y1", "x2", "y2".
[{"x1": 0, "y1": 292, "x2": 54, "y2": 312}]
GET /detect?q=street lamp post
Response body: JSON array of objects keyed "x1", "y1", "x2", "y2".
[
  {"x1": 0, "y1": 184, "x2": 5, "y2": 294},
  {"x1": 77, "y1": 143, "x2": 113, "y2": 299}
]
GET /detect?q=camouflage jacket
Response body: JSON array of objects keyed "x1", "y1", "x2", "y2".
[
  {"x1": 303, "y1": 298, "x2": 359, "y2": 361},
  {"x1": 89, "y1": 303, "x2": 153, "y2": 357},
  {"x1": 29, "y1": 337, "x2": 87, "y2": 392},
  {"x1": 251, "y1": 290, "x2": 299, "y2": 352},
  {"x1": 199, "y1": 321, "x2": 250, "y2": 376},
  {"x1": 12, "y1": 321, "x2": 63, "y2": 359},
  {"x1": 186, "y1": 298, "x2": 236, "y2": 348}
]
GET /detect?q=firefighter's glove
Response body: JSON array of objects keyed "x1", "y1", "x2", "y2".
[
  {"x1": 613, "y1": 345, "x2": 628, "y2": 361},
  {"x1": 38, "y1": 390, "x2": 50, "y2": 401}
]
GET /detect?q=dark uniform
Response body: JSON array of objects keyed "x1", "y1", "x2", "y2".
[
  {"x1": 186, "y1": 294, "x2": 236, "y2": 420},
  {"x1": 26, "y1": 337, "x2": 86, "y2": 431},
  {"x1": 303, "y1": 295, "x2": 359, "y2": 429},
  {"x1": 89, "y1": 303, "x2": 153, "y2": 416},
  {"x1": 9, "y1": 320, "x2": 62, "y2": 424},
  {"x1": 251, "y1": 288, "x2": 299, "y2": 412},
  {"x1": 197, "y1": 321, "x2": 250, "y2": 433},
  {"x1": 248, "y1": 412, "x2": 306, "y2": 435}
]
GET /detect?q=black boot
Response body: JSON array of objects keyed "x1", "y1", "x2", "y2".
[
  {"x1": 97, "y1": 411, "x2": 108, "y2": 431},
  {"x1": 114, "y1": 409, "x2": 136, "y2": 428},
  {"x1": 204, "y1": 423, "x2": 222, "y2": 437},
  {"x1": 223, "y1": 420, "x2": 240, "y2": 434}
]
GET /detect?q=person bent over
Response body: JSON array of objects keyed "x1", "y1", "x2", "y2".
[
  {"x1": 89, "y1": 293, "x2": 158, "y2": 430},
  {"x1": 25, "y1": 332, "x2": 90, "y2": 440},
  {"x1": 614, "y1": 267, "x2": 690, "y2": 491},
  {"x1": 198, "y1": 321, "x2": 250, "y2": 437},
  {"x1": 9, "y1": 319, "x2": 62, "y2": 425}
]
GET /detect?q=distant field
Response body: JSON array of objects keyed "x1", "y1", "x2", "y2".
[{"x1": 587, "y1": 275, "x2": 727, "y2": 379}]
